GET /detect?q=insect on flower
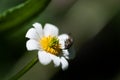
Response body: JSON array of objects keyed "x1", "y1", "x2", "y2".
[{"x1": 25, "y1": 22, "x2": 73, "y2": 70}]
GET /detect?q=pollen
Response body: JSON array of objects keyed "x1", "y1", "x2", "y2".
[{"x1": 39, "y1": 36, "x2": 61, "y2": 55}]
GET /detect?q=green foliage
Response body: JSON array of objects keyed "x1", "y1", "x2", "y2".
[
  {"x1": 0, "y1": 0, "x2": 51, "y2": 79},
  {"x1": 0, "y1": 0, "x2": 51, "y2": 32}
]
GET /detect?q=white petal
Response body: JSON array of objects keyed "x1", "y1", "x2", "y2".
[
  {"x1": 60, "y1": 57, "x2": 68, "y2": 70},
  {"x1": 33, "y1": 23, "x2": 43, "y2": 38},
  {"x1": 26, "y1": 39, "x2": 39, "y2": 51},
  {"x1": 59, "y1": 40, "x2": 65, "y2": 49},
  {"x1": 38, "y1": 51, "x2": 52, "y2": 65},
  {"x1": 44, "y1": 23, "x2": 59, "y2": 37},
  {"x1": 58, "y1": 34, "x2": 69, "y2": 49},
  {"x1": 62, "y1": 50, "x2": 69, "y2": 59},
  {"x1": 25, "y1": 28, "x2": 39, "y2": 40},
  {"x1": 49, "y1": 54, "x2": 60, "y2": 67},
  {"x1": 58, "y1": 34, "x2": 69, "y2": 41}
]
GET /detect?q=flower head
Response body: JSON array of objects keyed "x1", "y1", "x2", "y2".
[{"x1": 26, "y1": 23, "x2": 72, "y2": 70}]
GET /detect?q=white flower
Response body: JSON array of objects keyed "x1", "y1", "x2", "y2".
[{"x1": 25, "y1": 22, "x2": 71, "y2": 70}]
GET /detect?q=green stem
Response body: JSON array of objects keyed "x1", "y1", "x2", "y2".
[{"x1": 9, "y1": 56, "x2": 38, "y2": 80}]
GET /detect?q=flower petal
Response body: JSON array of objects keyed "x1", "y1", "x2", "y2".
[
  {"x1": 25, "y1": 28, "x2": 39, "y2": 40},
  {"x1": 33, "y1": 23, "x2": 43, "y2": 38},
  {"x1": 60, "y1": 57, "x2": 68, "y2": 70},
  {"x1": 26, "y1": 39, "x2": 40, "y2": 51},
  {"x1": 49, "y1": 54, "x2": 60, "y2": 67},
  {"x1": 59, "y1": 40, "x2": 65, "y2": 49},
  {"x1": 44, "y1": 23, "x2": 59, "y2": 37},
  {"x1": 38, "y1": 51, "x2": 52, "y2": 65},
  {"x1": 58, "y1": 34, "x2": 69, "y2": 41},
  {"x1": 62, "y1": 50, "x2": 69, "y2": 59},
  {"x1": 58, "y1": 34, "x2": 69, "y2": 49}
]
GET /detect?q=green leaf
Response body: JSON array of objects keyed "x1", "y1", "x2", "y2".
[{"x1": 0, "y1": 0, "x2": 51, "y2": 32}]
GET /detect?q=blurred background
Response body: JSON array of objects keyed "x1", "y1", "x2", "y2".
[{"x1": 0, "y1": 0, "x2": 120, "y2": 80}]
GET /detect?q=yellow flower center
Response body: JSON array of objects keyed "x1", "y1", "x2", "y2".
[{"x1": 39, "y1": 36, "x2": 61, "y2": 55}]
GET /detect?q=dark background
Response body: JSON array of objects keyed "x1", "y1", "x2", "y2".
[{"x1": 52, "y1": 12, "x2": 120, "y2": 80}]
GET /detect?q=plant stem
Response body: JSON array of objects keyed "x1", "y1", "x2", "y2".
[{"x1": 9, "y1": 56, "x2": 38, "y2": 80}]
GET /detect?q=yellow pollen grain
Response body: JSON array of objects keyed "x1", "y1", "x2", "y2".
[{"x1": 39, "y1": 36, "x2": 61, "y2": 55}]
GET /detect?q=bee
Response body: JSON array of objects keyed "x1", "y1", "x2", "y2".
[{"x1": 64, "y1": 34, "x2": 73, "y2": 49}]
